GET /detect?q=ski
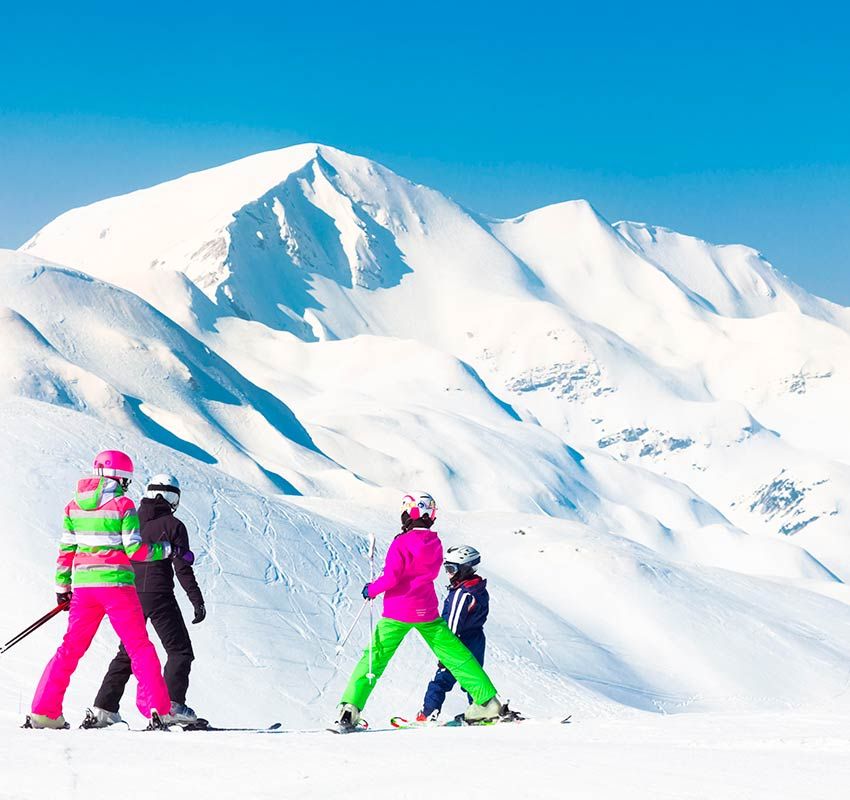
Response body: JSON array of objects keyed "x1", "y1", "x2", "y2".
[
  {"x1": 389, "y1": 708, "x2": 571, "y2": 729},
  {"x1": 177, "y1": 720, "x2": 283, "y2": 732},
  {"x1": 388, "y1": 715, "x2": 444, "y2": 729}
]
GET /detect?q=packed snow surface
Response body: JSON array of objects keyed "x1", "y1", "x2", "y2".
[
  {"x1": 4, "y1": 143, "x2": 850, "y2": 797},
  {"x1": 3, "y1": 711, "x2": 850, "y2": 800}
]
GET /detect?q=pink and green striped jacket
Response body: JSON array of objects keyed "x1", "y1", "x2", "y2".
[{"x1": 56, "y1": 477, "x2": 172, "y2": 592}]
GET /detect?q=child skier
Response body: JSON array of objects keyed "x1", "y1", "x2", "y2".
[
  {"x1": 85, "y1": 473, "x2": 205, "y2": 728},
  {"x1": 417, "y1": 544, "x2": 488, "y2": 722},
  {"x1": 334, "y1": 493, "x2": 507, "y2": 730},
  {"x1": 27, "y1": 450, "x2": 186, "y2": 729}
]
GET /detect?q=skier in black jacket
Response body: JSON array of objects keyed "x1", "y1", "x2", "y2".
[{"x1": 83, "y1": 473, "x2": 205, "y2": 728}]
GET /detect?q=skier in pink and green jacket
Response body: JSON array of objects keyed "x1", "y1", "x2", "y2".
[
  {"x1": 28, "y1": 450, "x2": 185, "y2": 729},
  {"x1": 334, "y1": 492, "x2": 506, "y2": 730}
]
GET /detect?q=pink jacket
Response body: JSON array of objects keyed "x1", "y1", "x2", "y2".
[{"x1": 368, "y1": 528, "x2": 443, "y2": 623}]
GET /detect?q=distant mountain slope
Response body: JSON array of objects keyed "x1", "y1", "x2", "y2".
[
  {"x1": 0, "y1": 250, "x2": 348, "y2": 497},
  {"x1": 21, "y1": 143, "x2": 850, "y2": 577}
]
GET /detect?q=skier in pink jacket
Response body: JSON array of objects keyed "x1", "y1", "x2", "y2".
[
  {"x1": 27, "y1": 450, "x2": 183, "y2": 729},
  {"x1": 333, "y1": 492, "x2": 506, "y2": 731}
]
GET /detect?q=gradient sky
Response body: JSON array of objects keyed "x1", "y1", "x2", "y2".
[{"x1": 2, "y1": 1, "x2": 849, "y2": 302}]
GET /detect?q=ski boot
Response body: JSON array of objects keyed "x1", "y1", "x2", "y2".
[
  {"x1": 462, "y1": 696, "x2": 503, "y2": 724},
  {"x1": 329, "y1": 703, "x2": 367, "y2": 734},
  {"x1": 461, "y1": 697, "x2": 524, "y2": 725},
  {"x1": 415, "y1": 709, "x2": 439, "y2": 725},
  {"x1": 80, "y1": 707, "x2": 123, "y2": 729},
  {"x1": 168, "y1": 702, "x2": 199, "y2": 725},
  {"x1": 23, "y1": 713, "x2": 69, "y2": 730},
  {"x1": 166, "y1": 702, "x2": 210, "y2": 730}
]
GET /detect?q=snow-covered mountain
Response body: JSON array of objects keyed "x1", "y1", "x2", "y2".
[{"x1": 4, "y1": 143, "x2": 850, "y2": 730}]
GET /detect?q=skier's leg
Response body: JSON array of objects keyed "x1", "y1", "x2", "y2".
[
  {"x1": 104, "y1": 587, "x2": 170, "y2": 717},
  {"x1": 417, "y1": 618, "x2": 497, "y2": 705},
  {"x1": 462, "y1": 633, "x2": 486, "y2": 705},
  {"x1": 340, "y1": 617, "x2": 411, "y2": 711},
  {"x1": 422, "y1": 663, "x2": 458, "y2": 717},
  {"x1": 92, "y1": 641, "x2": 133, "y2": 713},
  {"x1": 93, "y1": 593, "x2": 155, "y2": 712},
  {"x1": 148, "y1": 594, "x2": 194, "y2": 705},
  {"x1": 32, "y1": 590, "x2": 105, "y2": 718}
]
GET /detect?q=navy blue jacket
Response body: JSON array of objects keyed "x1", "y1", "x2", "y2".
[{"x1": 442, "y1": 576, "x2": 489, "y2": 641}]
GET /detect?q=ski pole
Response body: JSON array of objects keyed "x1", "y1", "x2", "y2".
[
  {"x1": 0, "y1": 602, "x2": 69, "y2": 655},
  {"x1": 367, "y1": 532, "x2": 376, "y2": 683},
  {"x1": 334, "y1": 598, "x2": 370, "y2": 655}
]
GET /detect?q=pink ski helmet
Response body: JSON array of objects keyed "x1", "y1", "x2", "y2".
[
  {"x1": 92, "y1": 449, "x2": 134, "y2": 480},
  {"x1": 401, "y1": 492, "x2": 437, "y2": 522}
]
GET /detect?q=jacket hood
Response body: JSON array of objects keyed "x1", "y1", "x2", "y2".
[
  {"x1": 75, "y1": 476, "x2": 124, "y2": 510},
  {"x1": 139, "y1": 496, "x2": 174, "y2": 524},
  {"x1": 399, "y1": 526, "x2": 440, "y2": 546}
]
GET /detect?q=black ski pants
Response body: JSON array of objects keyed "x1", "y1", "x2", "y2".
[{"x1": 94, "y1": 592, "x2": 194, "y2": 711}]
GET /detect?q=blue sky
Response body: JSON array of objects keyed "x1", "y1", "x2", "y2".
[{"x1": 2, "y1": 1, "x2": 849, "y2": 301}]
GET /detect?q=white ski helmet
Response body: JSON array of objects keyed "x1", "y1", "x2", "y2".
[
  {"x1": 401, "y1": 491, "x2": 437, "y2": 522},
  {"x1": 445, "y1": 545, "x2": 481, "y2": 570},
  {"x1": 145, "y1": 473, "x2": 181, "y2": 509}
]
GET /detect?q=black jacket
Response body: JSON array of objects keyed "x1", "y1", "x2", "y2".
[{"x1": 132, "y1": 497, "x2": 204, "y2": 609}]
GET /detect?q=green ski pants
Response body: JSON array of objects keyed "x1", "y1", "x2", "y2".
[{"x1": 340, "y1": 616, "x2": 498, "y2": 711}]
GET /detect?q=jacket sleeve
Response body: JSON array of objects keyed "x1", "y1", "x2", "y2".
[
  {"x1": 367, "y1": 538, "x2": 406, "y2": 598},
  {"x1": 440, "y1": 592, "x2": 452, "y2": 623},
  {"x1": 121, "y1": 500, "x2": 171, "y2": 562},
  {"x1": 172, "y1": 520, "x2": 204, "y2": 608},
  {"x1": 56, "y1": 505, "x2": 77, "y2": 593}
]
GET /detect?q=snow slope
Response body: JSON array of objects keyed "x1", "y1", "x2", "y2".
[
  {"x1": 4, "y1": 143, "x2": 850, "y2": 760},
  {"x1": 2, "y1": 399, "x2": 850, "y2": 734}
]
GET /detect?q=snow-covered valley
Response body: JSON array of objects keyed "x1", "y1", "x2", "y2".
[{"x1": 2, "y1": 143, "x2": 850, "y2": 798}]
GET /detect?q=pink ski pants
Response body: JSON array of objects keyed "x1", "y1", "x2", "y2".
[{"x1": 32, "y1": 586, "x2": 171, "y2": 718}]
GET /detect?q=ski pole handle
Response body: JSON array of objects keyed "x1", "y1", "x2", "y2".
[{"x1": 0, "y1": 602, "x2": 69, "y2": 655}]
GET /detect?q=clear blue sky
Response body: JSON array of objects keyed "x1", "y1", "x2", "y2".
[{"x1": 2, "y1": 1, "x2": 849, "y2": 301}]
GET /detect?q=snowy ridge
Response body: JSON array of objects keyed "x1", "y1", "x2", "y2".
[{"x1": 4, "y1": 143, "x2": 850, "y2": 732}]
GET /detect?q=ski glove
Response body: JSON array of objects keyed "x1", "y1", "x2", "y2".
[
  {"x1": 172, "y1": 545, "x2": 195, "y2": 565},
  {"x1": 56, "y1": 591, "x2": 72, "y2": 609},
  {"x1": 361, "y1": 584, "x2": 371, "y2": 600},
  {"x1": 192, "y1": 604, "x2": 206, "y2": 624}
]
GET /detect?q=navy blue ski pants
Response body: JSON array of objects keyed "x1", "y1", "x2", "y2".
[{"x1": 422, "y1": 631, "x2": 486, "y2": 716}]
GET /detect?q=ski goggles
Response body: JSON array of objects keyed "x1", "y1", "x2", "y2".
[{"x1": 443, "y1": 562, "x2": 460, "y2": 574}]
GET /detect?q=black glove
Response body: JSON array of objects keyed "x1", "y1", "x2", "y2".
[
  {"x1": 192, "y1": 604, "x2": 206, "y2": 624},
  {"x1": 361, "y1": 583, "x2": 371, "y2": 600},
  {"x1": 172, "y1": 545, "x2": 195, "y2": 565},
  {"x1": 56, "y1": 591, "x2": 72, "y2": 609},
  {"x1": 437, "y1": 661, "x2": 445, "y2": 670}
]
